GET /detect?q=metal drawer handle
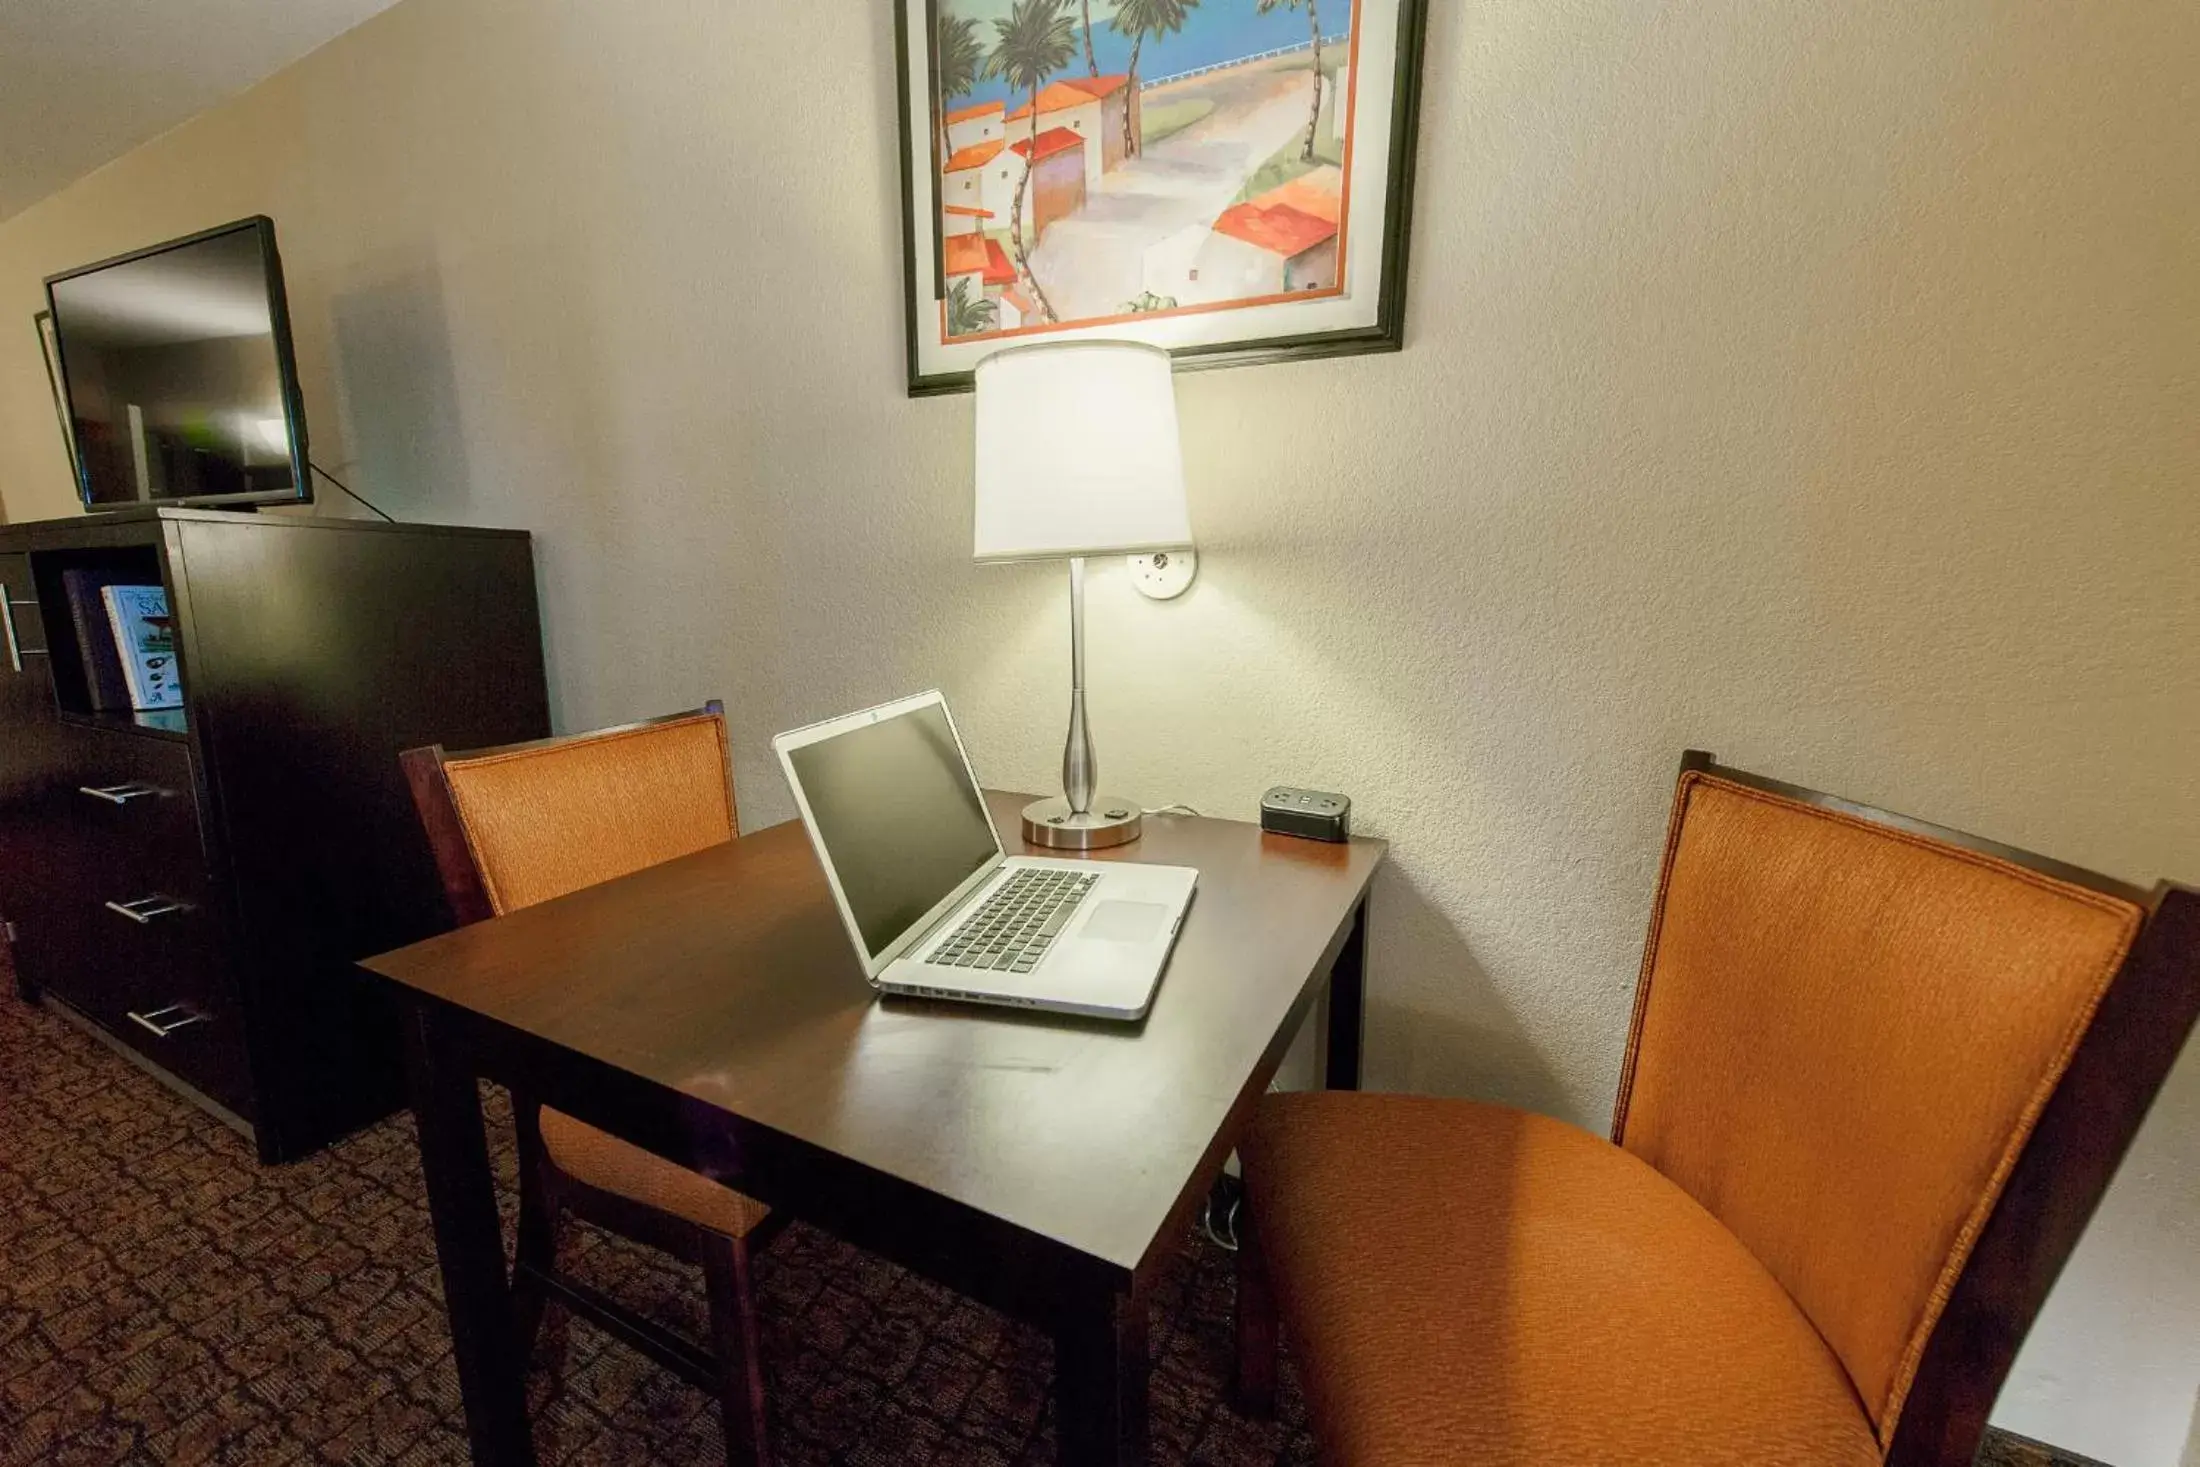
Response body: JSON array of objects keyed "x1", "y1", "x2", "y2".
[
  {"x1": 105, "y1": 896, "x2": 192, "y2": 925},
  {"x1": 81, "y1": 783, "x2": 162, "y2": 806},
  {"x1": 128, "y1": 1004, "x2": 209, "y2": 1038},
  {"x1": 2, "y1": 597, "x2": 41, "y2": 667}
]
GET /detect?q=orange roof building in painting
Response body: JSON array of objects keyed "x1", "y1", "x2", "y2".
[
  {"x1": 1188, "y1": 176, "x2": 1345, "y2": 302},
  {"x1": 1005, "y1": 79, "x2": 1124, "y2": 123},
  {"x1": 1258, "y1": 165, "x2": 1345, "y2": 227},
  {"x1": 1009, "y1": 127, "x2": 1084, "y2": 165},
  {"x1": 1131, "y1": 164, "x2": 1347, "y2": 309},
  {"x1": 1063, "y1": 74, "x2": 1131, "y2": 101},
  {"x1": 1212, "y1": 201, "x2": 1340, "y2": 260},
  {"x1": 943, "y1": 138, "x2": 1006, "y2": 174},
  {"x1": 943, "y1": 97, "x2": 1006, "y2": 162},
  {"x1": 940, "y1": 202, "x2": 995, "y2": 239},
  {"x1": 1004, "y1": 75, "x2": 1137, "y2": 186},
  {"x1": 1006, "y1": 127, "x2": 1089, "y2": 241},
  {"x1": 939, "y1": 134, "x2": 1011, "y2": 237},
  {"x1": 940, "y1": 73, "x2": 1137, "y2": 263},
  {"x1": 943, "y1": 233, "x2": 1017, "y2": 289}
]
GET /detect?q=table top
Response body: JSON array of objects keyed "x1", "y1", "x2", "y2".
[{"x1": 362, "y1": 792, "x2": 1385, "y2": 1280}]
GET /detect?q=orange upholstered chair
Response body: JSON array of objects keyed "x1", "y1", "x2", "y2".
[
  {"x1": 402, "y1": 704, "x2": 775, "y2": 1467},
  {"x1": 1236, "y1": 751, "x2": 2200, "y2": 1467}
]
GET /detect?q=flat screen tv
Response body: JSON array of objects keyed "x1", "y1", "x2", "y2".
[{"x1": 45, "y1": 217, "x2": 311, "y2": 511}]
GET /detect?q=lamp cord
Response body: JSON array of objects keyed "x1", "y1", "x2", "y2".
[
  {"x1": 1201, "y1": 1173, "x2": 1244, "y2": 1253},
  {"x1": 308, "y1": 461, "x2": 396, "y2": 523}
]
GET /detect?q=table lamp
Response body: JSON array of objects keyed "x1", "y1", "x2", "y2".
[{"x1": 975, "y1": 340, "x2": 1192, "y2": 851}]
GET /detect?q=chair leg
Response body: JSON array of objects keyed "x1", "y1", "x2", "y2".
[
  {"x1": 700, "y1": 1232, "x2": 770, "y2": 1467},
  {"x1": 511, "y1": 1101, "x2": 560, "y2": 1366},
  {"x1": 1234, "y1": 1194, "x2": 1278, "y2": 1419}
]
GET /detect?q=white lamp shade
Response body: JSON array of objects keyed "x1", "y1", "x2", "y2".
[{"x1": 974, "y1": 341, "x2": 1191, "y2": 562}]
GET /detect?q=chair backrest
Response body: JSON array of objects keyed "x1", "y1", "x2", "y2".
[
  {"x1": 1612, "y1": 752, "x2": 2200, "y2": 1465},
  {"x1": 401, "y1": 703, "x2": 736, "y2": 924}
]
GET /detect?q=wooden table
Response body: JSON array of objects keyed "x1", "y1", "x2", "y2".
[{"x1": 361, "y1": 791, "x2": 1385, "y2": 1466}]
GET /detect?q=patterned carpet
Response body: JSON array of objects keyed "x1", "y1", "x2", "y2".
[
  {"x1": 0, "y1": 987, "x2": 1313, "y2": 1467},
  {"x1": 0, "y1": 984, "x2": 2094, "y2": 1467}
]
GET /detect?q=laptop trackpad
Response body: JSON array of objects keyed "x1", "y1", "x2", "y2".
[{"x1": 1082, "y1": 900, "x2": 1169, "y2": 944}]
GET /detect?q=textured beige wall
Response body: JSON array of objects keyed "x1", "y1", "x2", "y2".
[{"x1": 1, "y1": 0, "x2": 2195, "y2": 1459}]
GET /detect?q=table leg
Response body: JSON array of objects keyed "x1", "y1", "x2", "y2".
[
  {"x1": 401, "y1": 1005, "x2": 536, "y2": 1466},
  {"x1": 1054, "y1": 1287, "x2": 1149, "y2": 1467},
  {"x1": 3, "y1": 921, "x2": 36, "y2": 1004},
  {"x1": 1325, "y1": 895, "x2": 1368, "y2": 1091}
]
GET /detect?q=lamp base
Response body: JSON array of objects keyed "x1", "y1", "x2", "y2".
[{"x1": 1021, "y1": 797, "x2": 1143, "y2": 851}]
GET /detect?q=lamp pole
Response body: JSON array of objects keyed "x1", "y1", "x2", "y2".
[
  {"x1": 1063, "y1": 556, "x2": 1096, "y2": 816},
  {"x1": 1021, "y1": 554, "x2": 1140, "y2": 850}
]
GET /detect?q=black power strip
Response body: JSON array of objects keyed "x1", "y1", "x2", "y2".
[{"x1": 1260, "y1": 786, "x2": 1351, "y2": 842}]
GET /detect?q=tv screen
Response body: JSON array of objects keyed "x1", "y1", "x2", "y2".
[{"x1": 45, "y1": 217, "x2": 310, "y2": 511}]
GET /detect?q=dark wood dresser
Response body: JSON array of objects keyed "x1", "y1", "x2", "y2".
[{"x1": 0, "y1": 507, "x2": 549, "y2": 1161}]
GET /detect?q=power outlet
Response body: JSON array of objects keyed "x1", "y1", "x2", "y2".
[{"x1": 1261, "y1": 786, "x2": 1352, "y2": 842}]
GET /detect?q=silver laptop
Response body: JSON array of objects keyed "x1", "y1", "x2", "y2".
[{"x1": 773, "y1": 691, "x2": 1196, "y2": 1021}]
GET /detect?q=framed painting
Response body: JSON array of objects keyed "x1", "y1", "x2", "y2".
[
  {"x1": 34, "y1": 310, "x2": 82, "y2": 483},
  {"x1": 897, "y1": 0, "x2": 1430, "y2": 395}
]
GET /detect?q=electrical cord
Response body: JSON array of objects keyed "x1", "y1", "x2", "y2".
[
  {"x1": 1143, "y1": 804, "x2": 1202, "y2": 818},
  {"x1": 1201, "y1": 1173, "x2": 1244, "y2": 1253},
  {"x1": 308, "y1": 461, "x2": 396, "y2": 523}
]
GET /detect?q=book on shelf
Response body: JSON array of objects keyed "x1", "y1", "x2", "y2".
[
  {"x1": 58, "y1": 568, "x2": 138, "y2": 712},
  {"x1": 99, "y1": 584, "x2": 184, "y2": 712}
]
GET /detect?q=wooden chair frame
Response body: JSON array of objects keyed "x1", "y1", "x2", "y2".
[
  {"x1": 1236, "y1": 749, "x2": 2200, "y2": 1467},
  {"x1": 402, "y1": 702, "x2": 784, "y2": 1467}
]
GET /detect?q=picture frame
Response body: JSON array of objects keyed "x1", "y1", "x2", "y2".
[
  {"x1": 34, "y1": 309, "x2": 82, "y2": 484},
  {"x1": 897, "y1": 0, "x2": 1430, "y2": 396}
]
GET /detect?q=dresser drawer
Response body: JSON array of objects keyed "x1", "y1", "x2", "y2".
[
  {"x1": 67, "y1": 735, "x2": 210, "y2": 903},
  {"x1": 84, "y1": 894, "x2": 254, "y2": 1121},
  {"x1": 20, "y1": 728, "x2": 242, "y2": 1114}
]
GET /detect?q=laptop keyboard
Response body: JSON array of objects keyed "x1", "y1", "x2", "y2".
[{"x1": 928, "y1": 869, "x2": 1098, "y2": 974}]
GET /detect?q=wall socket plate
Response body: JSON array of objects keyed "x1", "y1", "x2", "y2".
[{"x1": 1129, "y1": 549, "x2": 1197, "y2": 600}]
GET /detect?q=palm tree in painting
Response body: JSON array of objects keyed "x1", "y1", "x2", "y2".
[
  {"x1": 1113, "y1": 0, "x2": 1198, "y2": 159},
  {"x1": 1080, "y1": 0, "x2": 1100, "y2": 75},
  {"x1": 935, "y1": 11, "x2": 986, "y2": 171},
  {"x1": 1256, "y1": 0, "x2": 1324, "y2": 162},
  {"x1": 947, "y1": 276, "x2": 999, "y2": 337},
  {"x1": 986, "y1": 0, "x2": 1078, "y2": 324}
]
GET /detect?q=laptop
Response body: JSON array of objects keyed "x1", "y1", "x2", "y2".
[{"x1": 773, "y1": 691, "x2": 1197, "y2": 1021}]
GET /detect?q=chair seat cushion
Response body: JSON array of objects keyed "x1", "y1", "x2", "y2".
[
  {"x1": 1242, "y1": 1094, "x2": 1881, "y2": 1467},
  {"x1": 540, "y1": 1107, "x2": 770, "y2": 1239}
]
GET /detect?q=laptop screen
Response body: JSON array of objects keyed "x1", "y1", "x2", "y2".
[{"x1": 784, "y1": 701, "x2": 1001, "y2": 960}]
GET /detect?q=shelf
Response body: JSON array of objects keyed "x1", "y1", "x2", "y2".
[
  {"x1": 27, "y1": 542, "x2": 191, "y2": 731},
  {"x1": 57, "y1": 708, "x2": 190, "y2": 743}
]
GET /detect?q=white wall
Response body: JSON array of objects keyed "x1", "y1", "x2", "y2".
[{"x1": 0, "y1": 1, "x2": 2194, "y2": 1460}]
